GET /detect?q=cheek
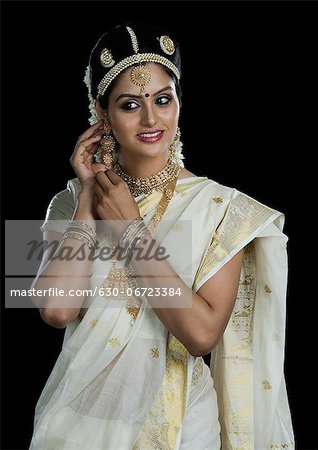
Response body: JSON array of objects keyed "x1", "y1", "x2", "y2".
[
  {"x1": 163, "y1": 103, "x2": 179, "y2": 124},
  {"x1": 110, "y1": 113, "x2": 137, "y2": 138},
  {"x1": 164, "y1": 107, "x2": 179, "y2": 135}
]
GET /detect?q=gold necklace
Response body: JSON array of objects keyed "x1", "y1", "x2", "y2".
[{"x1": 112, "y1": 158, "x2": 181, "y2": 197}]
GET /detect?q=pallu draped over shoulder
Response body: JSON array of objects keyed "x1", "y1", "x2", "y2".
[{"x1": 29, "y1": 176, "x2": 294, "y2": 450}]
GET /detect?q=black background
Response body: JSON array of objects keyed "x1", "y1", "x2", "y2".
[{"x1": 1, "y1": 1, "x2": 316, "y2": 449}]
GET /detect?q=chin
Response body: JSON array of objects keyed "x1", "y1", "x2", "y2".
[{"x1": 135, "y1": 143, "x2": 166, "y2": 157}]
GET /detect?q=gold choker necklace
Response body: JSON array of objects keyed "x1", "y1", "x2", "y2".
[{"x1": 112, "y1": 159, "x2": 181, "y2": 197}]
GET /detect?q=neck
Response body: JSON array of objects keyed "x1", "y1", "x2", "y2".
[{"x1": 117, "y1": 152, "x2": 169, "y2": 178}]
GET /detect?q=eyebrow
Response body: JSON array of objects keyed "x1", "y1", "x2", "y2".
[{"x1": 115, "y1": 86, "x2": 173, "y2": 103}]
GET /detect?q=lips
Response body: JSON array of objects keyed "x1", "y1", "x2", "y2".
[{"x1": 136, "y1": 130, "x2": 164, "y2": 143}]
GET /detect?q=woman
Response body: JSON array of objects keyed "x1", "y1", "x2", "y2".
[{"x1": 29, "y1": 22, "x2": 294, "y2": 449}]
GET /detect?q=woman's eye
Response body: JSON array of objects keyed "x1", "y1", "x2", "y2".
[
  {"x1": 156, "y1": 96, "x2": 171, "y2": 105},
  {"x1": 121, "y1": 101, "x2": 140, "y2": 111}
]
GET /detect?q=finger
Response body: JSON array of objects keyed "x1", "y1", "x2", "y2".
[
  {"x1": 104, "y1": 169, "x2": 123, "y2": 186},
  {"x1": 94, "y1": 181, "x2": 104, "y2": 198},
  {"x1": 77, "y1": 130, "x2": 105, "y2": 150},
  {"x1": 86, "y1": 141, "x2": 101, "y2": 155},
  {"x1": 83, "y1": 151, "x2": 93, "y2": 164},
  {"x1": 95, "y1": 170, "x2": 115, "y2": 188},
  {"x1": 78, "y1": 120, "x2": 103, "y2": 142},
  {"x1": 77, "y1": 135, "x2": 102, "y2": 153},
  {"x1": 92, "y1": 163, "x2": 108, "y2": 175},
  {"x1": 91, "y1": 128, "x2": 106, "y2": 138},
  {"x1": 83, "y1": 150, "x2": 101, "y2": 166}
]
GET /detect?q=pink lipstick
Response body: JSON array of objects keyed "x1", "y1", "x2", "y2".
[{"x1": 136, "y1": 130, "x2": 164, "y2": 143}]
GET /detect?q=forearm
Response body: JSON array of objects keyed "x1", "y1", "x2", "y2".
[
  {"x1": 34, "y1": 240, "x2": 93, "y2": 310},
  {"x1": 34, "y1": 188, "x2": 96, "y2": 325}
]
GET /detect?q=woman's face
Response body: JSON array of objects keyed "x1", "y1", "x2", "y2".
[{"x1": 104, "y1": 62, "x2": 180, "y2": 160}]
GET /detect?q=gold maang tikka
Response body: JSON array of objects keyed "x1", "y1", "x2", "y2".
[{"x1": 130, "y1": 64, "x2": 152, "y2": 93}]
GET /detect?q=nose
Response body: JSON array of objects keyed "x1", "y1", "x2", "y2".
[{"x1": 140, "y1": 103, "x2": 157, "y2": 128}]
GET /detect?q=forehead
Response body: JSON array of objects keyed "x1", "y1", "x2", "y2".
[{"x1": 110, "y1": 63, "x2": 174, "y2": 96}]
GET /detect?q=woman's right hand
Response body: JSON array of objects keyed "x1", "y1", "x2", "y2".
[{"x1": 70, "y1": 120, "x2": 107, "y2": 190}]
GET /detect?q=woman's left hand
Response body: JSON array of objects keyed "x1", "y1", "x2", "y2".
[{"x1": 93, "y1": 168, "x2": 141, "y2": 238}]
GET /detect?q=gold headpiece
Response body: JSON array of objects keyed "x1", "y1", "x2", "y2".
[
  {"x1": 95, "y1": 26, "x2": 180, "y2": 98},
  {"x1": 96, "y1": 54, "x2": 180, "y2": 98},
  {"x1": 159, "y1": 36, "x2": 175, "y2": 55},
  {"x1": 100, "y1": 48, "x2": 115, "y2": 68}
]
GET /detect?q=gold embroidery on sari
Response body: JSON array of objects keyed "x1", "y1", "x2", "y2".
[
  {"x1": 271, "y1": 443, "x2": 294, "y2": 449},
  {"x1": 171, "y1": 223, "x2": 183, "y2": 232},
  {"x1": 239, "y1": 273, "x2": 254, "y2": 286},
  {"x1": 133, "y1": 335, "x2": 188, "y2": 449},
  {"x1": 175, "y1": 177, "x2": 207, "y2": 196},
  {"x1": 212, "y1": 196, "x2": 223, "y2": 204},
  {"x1": 136, "y1": 175, "x2": 203, "y2": 219},
  {"x1": 126, "y1": 297, "x2": 142, "y2": 322},
  {"x1": 100, "y1": 264, "x2": 143, "y2": 322},
  {"x1": 264, "y1": 284, "x2": 272, "y2": 293},
  {"x1": 212, "y1": 242, "x2": 256, "y2": 449},
  {"x1": 151, "y1": 347, "x2": 160, "y2": 358},
  {"x1": 190, "y1": 356, "x2": 204, "y2": 389},
  {"x1": 193, "y1": 193, "x2": 274, "y2": 291},
  {"x1": 100, "y1": 265, "x2": 141, "y2": 298},
  {"x1": 108, "y1": 337, "x2": 120, "y2": 348},
  {"x1": 262, "y1": 380, "x2": 272, "y2": 390},
  {"x1": 90, "y1": 319, "x2": 98, "y2": 328}
]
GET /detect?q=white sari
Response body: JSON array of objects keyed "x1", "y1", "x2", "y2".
[{"x1": 29, "y1": 176, "x2": 294, "y2": 449}]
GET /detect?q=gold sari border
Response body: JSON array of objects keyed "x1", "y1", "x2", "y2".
[
  {"x1": 133, "y1": 335, "x2": 188, "y2": 449},
  {"x1": 193, "y1": 192, "x2": 282, "y2": 292}
]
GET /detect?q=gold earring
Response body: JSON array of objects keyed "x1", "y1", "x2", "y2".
[
  {"x1": 169, "y1": 127, "x2": 181, "y2": 159},
  {"x1": 100, "y1": 121, "x2": 116, "y2": 168}
]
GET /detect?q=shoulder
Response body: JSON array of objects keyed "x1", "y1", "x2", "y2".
[
  {"x1": 202, "y1": 176, "x2": 278, "y2": 212},
  {"x1": 181, "y1": 169, "x2": 280, "y2": 219},
  {"x1": 203, "y1": 177, "x2": 285, "y2": 233},
  {"x1": 190, "y1": 176, "x2": 235, "y2": 205},
  {"x1": 195, "y1": 176, "x2": 284, "y2": 227}
]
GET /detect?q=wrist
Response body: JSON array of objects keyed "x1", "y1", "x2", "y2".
[
  {"x1": 117, "y1": 217, "x2": 148, "y2": 248},
  {"x1": 79, "y1": 184, "x2": 95, "y2": 198},
  {"x1": 74, "y1": 189, "x2": 96, "y2": 223},
  {"x1": 62, "y1": 220, "x2": 97, "y2": 250},
  {"x1": 114, "y1": 216, "x2": 143, "y2": 239}
]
